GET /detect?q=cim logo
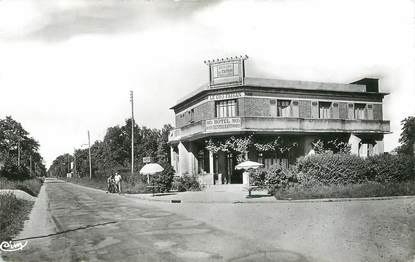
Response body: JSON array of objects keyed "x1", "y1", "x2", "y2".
[{"x1": 0, "y1": 240, "x2": 28, "y2": 252}]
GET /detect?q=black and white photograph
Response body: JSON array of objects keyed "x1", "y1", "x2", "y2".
[{"x1": 0, "y1": 0, "x2": 414, "y2": 261}]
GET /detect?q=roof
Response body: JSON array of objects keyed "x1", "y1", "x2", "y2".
[{"x1": 171, "y1": 77, "x2": 385, "y2": 110}]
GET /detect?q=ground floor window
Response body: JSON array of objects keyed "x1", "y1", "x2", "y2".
[{"x1": 258, "y1": 152, "x2": 289, "y2": 169}]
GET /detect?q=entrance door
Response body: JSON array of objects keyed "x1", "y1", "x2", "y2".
[{"x1": 229, "y1": 154, "x2": 242, "y2": 184}]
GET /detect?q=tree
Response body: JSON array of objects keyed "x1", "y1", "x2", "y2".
[
  {"x1": 0, "y1": 116, "x2": 46, "y2": 178},
  {"x1": 396, "y1": 116, "x2": 415, "y2": 156}
]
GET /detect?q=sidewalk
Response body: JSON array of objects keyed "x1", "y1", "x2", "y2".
[{"x1": 127, "y1": 189, "x2": 276, "y2": 203}]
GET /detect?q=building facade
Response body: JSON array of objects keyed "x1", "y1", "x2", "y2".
[{"x1": 168, "y1": 56, "x2": 390, "y2": 185}]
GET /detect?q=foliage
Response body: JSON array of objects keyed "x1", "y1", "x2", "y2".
[
  {"x1": 0, "y1": 116, "x2": 46, "y2": 178},
  {"x1": 251, "y1": 165, "x2": 298, "y2": 194},
  {"x1": 396, "y1": 116, "x2": 415, "y2": 156},
  {"x1": 311, "y1": 138, "x2": 351, "y2": 154},
  {"x1": 365, "y1": 154, "x2": 414, "y2": 183},
  {"x1": 150, "y1": 163, "x2": 175, "y2": 193},
  {"x1": 274, "y1": 181, "x2": 415, "y2": 200},
  {"x1": 296, "y1": 153, "x2": 368, "y2": 185},
  {"x1": 48, "y1": 119, "x2": 173, "y2": 180},
  {"x1": 0, "y1": 193, "x2": 33, "y2": 242},
  {"x1": 174, "y1": 175, "x2": 201, "y2": 192},
  {"x1": 205, "y1": 135, "x2": 298, "y2": 163},
  {"x1": 0, "y1": 177, "x2": 43, "y2": 197}
]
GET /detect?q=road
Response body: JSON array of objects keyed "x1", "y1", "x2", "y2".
[
  {"x1": 3, "y1": 179, "x2": 415, "y2": 262},
  {"x1": 2, "y1": 179, "x2": 311, "y2": 262}
]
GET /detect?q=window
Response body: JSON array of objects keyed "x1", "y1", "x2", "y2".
[
  {"x1": 189, "y1": 109, "x2": 194, "y2": 123},
  {"x1": 354, "y1": 103, "x2": 366, "y2": 120},
  {"x1": 319, "y1": 102, "x2": 332, "y2": 119},
  {"x1": 277, "y1": 100, "x2": 291, "y2": 117},
  {"x1": 215, "y1": 100, "x2": 237, "y2": 118}
]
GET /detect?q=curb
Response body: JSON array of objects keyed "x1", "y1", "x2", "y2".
[{"x1": 64, "y1": 181, "x2": 415, "y2": 204}]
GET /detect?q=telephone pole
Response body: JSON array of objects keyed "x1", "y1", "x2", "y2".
[
  {"x1": 88, "y1": 131, "x2": 92, "y2": 180},
  {"x1": 130, "y1": 91, "x2": 135, "y2": 175},
  {"x1": 29, "y1": 155, "x2": 32, "y2": 176}
]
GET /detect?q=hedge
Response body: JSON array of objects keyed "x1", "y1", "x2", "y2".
[{"x1": 253, "y1": 153, "x2": 415, "y2": 193}]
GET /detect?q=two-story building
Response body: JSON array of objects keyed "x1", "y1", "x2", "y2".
[{"x1": 168, "y1": 56, "x2": 390, "y2": 185}]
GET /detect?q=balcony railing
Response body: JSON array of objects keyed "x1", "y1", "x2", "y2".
[{"x1": 168, "y1": 117, "x2": 390, "y2": 143}]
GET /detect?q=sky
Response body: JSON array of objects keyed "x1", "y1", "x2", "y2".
[{"x1": 0, "y1": 0, "x2": 414, "y2": 167}]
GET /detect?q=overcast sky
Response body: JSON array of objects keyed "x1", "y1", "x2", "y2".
[{"x1": 0, "y1": 0, "x2": 414, "y2": 167}]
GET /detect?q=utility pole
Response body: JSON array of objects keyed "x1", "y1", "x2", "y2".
[
  {"x1": 29, "y1": 155, "x2": 32, "y2": 176},
  {"x1": 73, "y1": 148, "x2": 76, "y2": 178},
  {"x1": 17, "y1": 141, "x2": 20, "y2": 167},
  {"x1": 88, "y1": 130, "x2": 92, "y2": 180},
  {"x1": 130, "y1": 90, "x2": 135, "y2": 175}
]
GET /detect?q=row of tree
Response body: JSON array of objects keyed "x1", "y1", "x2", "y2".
[
  {"x1": 0, "y1": 116, "x2": 47, "y2": 179},
  {"x1": 48, "y1": 119, "x2": 173, "y2": 179}
]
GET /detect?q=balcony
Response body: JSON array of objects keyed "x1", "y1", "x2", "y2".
[{"x1": 168, "y1": 117, "x2": 390, "y2": 143}]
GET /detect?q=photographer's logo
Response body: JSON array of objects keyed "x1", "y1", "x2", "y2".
[{"x1": 0, "y1": 241, "x2": 27, "y2": 252}]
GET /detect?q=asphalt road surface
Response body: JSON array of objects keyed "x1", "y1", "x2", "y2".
[{"x1": 2, "y1": 179, "x2": 312, "y2": 262}]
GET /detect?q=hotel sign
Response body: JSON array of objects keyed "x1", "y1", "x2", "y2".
[
  {"x1": 206, "y1": 118, "x2": 242, "y2": 131},
  {"x1": 208, "y1": 92, "x2": 244, "y2": 101},
  {"x1": 204, "y1": 56, "x2": 248, "y2": 87}
]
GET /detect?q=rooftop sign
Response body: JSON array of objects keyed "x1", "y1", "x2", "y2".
[{"x1": 204, "y1": 55, "x2": 248, "y2": 88}]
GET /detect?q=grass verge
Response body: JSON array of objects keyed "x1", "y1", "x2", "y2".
[
  {"x1": 0, "y1": 193, "x2": 33, "y2": 242},
  {"x1": 0, "y1": 177, "x2": 43, "y2": 197},
  {"x1": 274, "y1": 181, "x2": 415, "y2": 200}
]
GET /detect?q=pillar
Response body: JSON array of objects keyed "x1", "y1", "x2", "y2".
[
  {"x1": 178, "y1": 142, "x2": 189, "y2": 176},
  {"x1": 170, "y1": 146, "x2": 177, "y2": 172},
  {"x1": 373, "y1": 140, "x2": 384, "y2": 155},
  {"x1": 348, "y1": 134, "x2": 361, "y2": 156},
  {"x1": 209, "y1": 151, "x2": 214, "y2": 175},
  {"x1": 188, "y1": 142, "x2": 198, "y2": 176}
]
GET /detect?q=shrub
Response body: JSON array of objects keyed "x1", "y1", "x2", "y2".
[
  {"x1": 174, "y1": 175, "x2": 201, "y2": 192},
  {"x1": 366, "y1": 154, "x2": 414, "y2": 183},
  {"x1": 252, "y1": 165, "x2": 298, "y2": 194},
  {"x1": 150, "y1": 164, "x2": 175, "y2": 193},
  {"x1": 296, "y1": 152, "x2": 368, "y2": 185}
]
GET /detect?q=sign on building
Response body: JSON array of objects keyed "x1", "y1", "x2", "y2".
[
  {"x1": 208, "y1": 92, "x2": 245, "y2": 101},
  {"x1": 204, "y1": 56, "x2": 248, "y2": 87},
  {"x1": 206, "y1": 118, "x2": 242, "y2": 131}
]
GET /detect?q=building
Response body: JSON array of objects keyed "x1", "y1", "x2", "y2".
[{"x1": 168, "y1": 56, "x2": 390, "y2": 185}]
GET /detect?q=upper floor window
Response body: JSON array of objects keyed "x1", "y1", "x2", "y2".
[
  {"x1": 216, "y1": 99, "x2": 237, "y2": 118},
  {"x1": 354, "y1": 103, "x2": 366, "y2": 120},
  {"x1": 319, "y1": 102, "x2": 332, "y2": 119},
  {"x1": 277, "y1": 100, "x2": 291, "y2": 117}
]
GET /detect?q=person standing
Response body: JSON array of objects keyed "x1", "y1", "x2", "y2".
[{"x1": 114, "y1": 172, "x2": 122, "y2": 194}]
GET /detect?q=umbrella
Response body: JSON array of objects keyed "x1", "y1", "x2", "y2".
[
  {"x1": 139, "y1": 163, "x2": 164, "y2": 175},
  {"x1": 139, "y1": 163, "x2": 164, "y2": 196},
  {"x1": 235, "y1": 160, "x2": 263, "y2": 170}
]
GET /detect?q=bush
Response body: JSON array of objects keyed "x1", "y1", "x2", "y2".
[
  {"x1": 252, "y1": 165, "x2": 298, "y2": 194},
  {"x1": 174, "y1": 175, "x2": 201, "y2": 192},
  {"x1": 150, "y1": 164, "x2": 175, "y2": 193},
  {"x1": 366, "y1": 154, "x2": 414, "y2": 183},
  {"x1": 296, "y1": 152, "x2": 368, "y2": 185}
]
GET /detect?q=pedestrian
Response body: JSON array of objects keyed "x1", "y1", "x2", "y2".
[
  {"x1": 107, "y1": 174, "x2": 115, "y2": 193},
  {"x1": 114, "y1": 172, "x2": 122, "y2": 194}
]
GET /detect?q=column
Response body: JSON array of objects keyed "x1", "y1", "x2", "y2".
[
  {"x1": 188, "y1": 142, "x2": 198, "y2": 176},
  {"x1": 348, "y1": 134, "x2": 361, "y2": 156},
  {"x1": 178, "y1": 142, "x2": 189, "y2": 176},
  {"x1": 209, "y1": 151, "x2": 214, "y2": 175}
]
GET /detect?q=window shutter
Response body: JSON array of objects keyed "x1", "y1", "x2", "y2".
[
  {"x1": 347, "y1": 103, "x2": 354, "y2": 119},
  {"x1": 292, "y1": 100, "x2": 299, "y2": 117},
  {"x1": 367, "y1": 104, "x2": 373, "y2": 120},
  {"x1": 311, "y1": 101, "x2": 319, "y2": 118}
]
